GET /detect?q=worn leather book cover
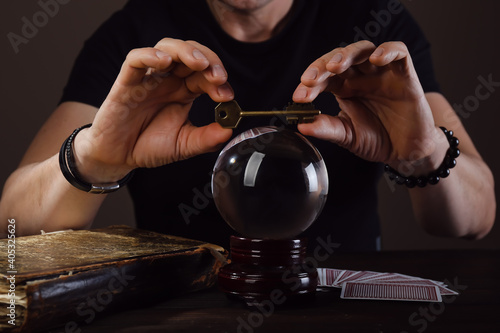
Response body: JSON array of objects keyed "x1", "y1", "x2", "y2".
[{"x1": 0, "y1": 225, "x2": 227, "y2": 333}]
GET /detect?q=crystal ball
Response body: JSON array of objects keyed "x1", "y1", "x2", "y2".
[{"x1": 211, "y1": 126, "x2": 329, "y2": 239}]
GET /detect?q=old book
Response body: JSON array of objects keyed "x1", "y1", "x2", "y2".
[{"x1": 0, "y1": 225, "x2": 227, "y2": 333}]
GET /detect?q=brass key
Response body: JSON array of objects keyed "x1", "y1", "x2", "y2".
[{"x1": 215, "y1": 100, "x2": 321, "y2": 129}]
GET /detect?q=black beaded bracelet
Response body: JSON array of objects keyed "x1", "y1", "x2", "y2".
[
  {"x1": 384, "y1": 127, "x2": 460, "y2": 188},
  {"x1": 59, "y1": 124, "x2": 135, "y2": 194}
]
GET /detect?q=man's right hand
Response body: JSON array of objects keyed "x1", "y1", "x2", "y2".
[{"x1": 73, "y1": 38, "x2": 234, "y2": 184}]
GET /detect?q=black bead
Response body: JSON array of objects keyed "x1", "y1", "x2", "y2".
[
  {"x1": 444, "y1": 156, "x2": 457, "y2": 169},
  {"x1": 383, "y1": 126, "x2": 458, "y2": 188},
  {"x1": 405, "y1": 176, "x2": 417, "y2": 188},
  {"x1": 438, "y1": 167, "x2": 450, "y2": 178},
  {"x1": 449, "y1": 137, "x2": 459, "y2": 148},
  {"x1": 395, "y1": 175, "x2": 407, "y2": 185},
  {"x1": 448, "y1": 147, "x2": 460, "y2": 158},
  {"x1": 416, "y1": 177, "x2": 428, "y2": 187},
  {"x1": 386, "y1": 167, "x2": 396, "y2": 180},
  {"x1": 428, "y1": 174, "x2": 440, "y2": 185},
  {"x1": 445, "y1": 130, "x2": 454, "y2": 139}
]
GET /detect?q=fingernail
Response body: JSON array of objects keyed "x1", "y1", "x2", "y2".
[
  {"x1": 294, "y1": 87, "x2": 308, "y2": 99},
  {"x1": 330, "y1": 53, "x2": 343, "y2": 63},
  {"x1": 193, "y1": 49, "x2": 207, "y2": 61},
  {"x1": 212, "y1": 64, "x2": 226, "y2": 78},
  {"x1": 303, "y1": 68, "x2": 318, "y2": 80},
  {"x1": 156, "y1": 50, "x2": 168, "y2": 59},
  {"x1": 372, "y1": 48, "x2": 384, "y2": 57},
  {"x1": 218, "y1": 84, "x2": 233, "y2": 97}
]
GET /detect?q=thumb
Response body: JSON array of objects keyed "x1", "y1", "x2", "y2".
[
  {"x1": 183, "y1": 122, "x2": 233, "y2": 159},
  {"x1": 297, "y1": 114, "x2": 349, "y2": 146}
]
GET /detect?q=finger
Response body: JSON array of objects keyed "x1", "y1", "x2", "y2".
[
  {"x1": 180, "y1": 122, "x2": 233, "y2": 160},
  {"x1": 297, "y1": 114, "x2": 351, "y2": 147},
  {"x1": 154, "y1": 38, "x2": 210, "y2": 71},
  {"x1": 184, "y1": 72, "x2": 235, "y2": 102},
  {"x1": 299, "y1": 54, "x2": 334, "y2": 91},
  {"x1": 295, "y1": 41, "x2": 377, "y2": 102},
  {"x1": 186, "y1": 40, "x2": 229, "y2": 84},
  {"x1": 294, "y1": 53, "x2": 336, "y2": 102},
  {"x1": 169, "y1": 61, "x2": 228, "y2": 85},
  {"x1": 369, "y1": 41, "x2": 414, "y2": 75},
  {"x1": 155, "y1": 38, "x2": 229, "y2": 86},
  {"x1": 118, "y1": 48, "x2": 173, "y2": 86},
  {"x1": 293, "y1": 81, "x2": 329, "y2": 102},
  {"x1": 300, "y1": 41, "x2": 376, "y2": 87},
  {"x1": 325, "y1": 40, "x2": 377, "y2": 74}
]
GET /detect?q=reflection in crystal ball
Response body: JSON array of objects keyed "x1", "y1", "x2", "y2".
[{"x1": 211, "y1": 127, "x2": 329, "y2": 239}]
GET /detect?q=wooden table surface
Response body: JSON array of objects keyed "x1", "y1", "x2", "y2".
[{"x1": 47, "y1": 249, "x2": 500, "y2": 333}]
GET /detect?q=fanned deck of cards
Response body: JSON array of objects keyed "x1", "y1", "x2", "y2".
[{"x1": 317, "y1": 268, "x2": 459, "y2": 302}]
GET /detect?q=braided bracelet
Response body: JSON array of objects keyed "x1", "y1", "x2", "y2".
[
  {"x1": 59, "y1": 124, "x2": 135, "y2": 194},
  {"x1": 384, "y1": 127, "x2": 460, "y2": 188}
]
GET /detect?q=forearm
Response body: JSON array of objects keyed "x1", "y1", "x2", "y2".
[
  {"x1": 409, "y1": 152, "x2": 496, "y2": 239},
  {"x1": 0, "y1": 154, "x2": 106, "y2": 237}
]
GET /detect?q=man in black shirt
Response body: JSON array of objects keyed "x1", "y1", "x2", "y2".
[{"x1": 0, "y1": 0, "x2": 495, "y2": 251}]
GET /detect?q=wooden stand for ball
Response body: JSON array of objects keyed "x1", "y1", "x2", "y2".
[{"x1": 218, "y1": 236, "x2": 318, "y2": 305}]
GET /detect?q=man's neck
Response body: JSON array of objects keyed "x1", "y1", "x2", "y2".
[{"x1": 207, "y1": 0, "x2": 295, "y2": 43}]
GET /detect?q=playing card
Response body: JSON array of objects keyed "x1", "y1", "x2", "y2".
[
  {"x1": 368, "y1": 278, "x2": 459, "y2": 296},
  {"x1": 316, "y1": 268, "x2": 459, "y2": 300},
  {"x1": 332, "y1": 270, "x2": 359, "y2": 287},
  {"x1": 364, "y1": 274, "x2": 453, "y2": 292},
  {"x1": 361, "y1": 272, "x2": 417, "y2": 283},
  {"x1": 333, "y1": 270, "x2": 384, "y2": 287},
  {"x1": 317, "y1": 268, "x2": 343, "y2": 286},
  {"x1": 340, "y1": 282, "x2": 442, "y2": 302},
  {"x1": 348, "y1": 271, "x2": 391, "y2": 283}
]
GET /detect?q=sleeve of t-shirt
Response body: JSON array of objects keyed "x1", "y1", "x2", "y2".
[
  {"x1": 59, "y1": 2, "x2": 141, "y2": 108},
  {"x1": 373, "y1": 1, "x2": 440, "y2": 93}
]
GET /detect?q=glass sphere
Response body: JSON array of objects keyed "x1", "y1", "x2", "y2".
[{"x1": 211, "y1": 126, "x2": 329, "y2": 239}]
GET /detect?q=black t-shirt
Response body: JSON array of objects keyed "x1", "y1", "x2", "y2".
[{"x1": 60, "y1": 0, "x2": 440, "y2": 252}]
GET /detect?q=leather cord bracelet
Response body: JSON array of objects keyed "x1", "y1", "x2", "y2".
[
  {"x1": 384, "y1": 126, "x2": 460, "y2": 188},
  {"x1": 59, "y1": 124, "x2": 135, "y2": 194}
]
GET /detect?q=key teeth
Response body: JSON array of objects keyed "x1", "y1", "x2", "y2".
[
  {"x1": 301, "y1": 117, "x2": 316, "y2": 123},
  {"x1": 285, "y1": 116, "x2": 316, "y2": 125}
]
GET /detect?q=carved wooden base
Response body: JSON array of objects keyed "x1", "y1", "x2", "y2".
[{"x1": 218, "y1": 236, "x2": 318, "y2": 305}]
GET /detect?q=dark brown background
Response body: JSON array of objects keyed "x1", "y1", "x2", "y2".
[{"x1": 1, "y1": 0, "x2": 499, "y2": 250}]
